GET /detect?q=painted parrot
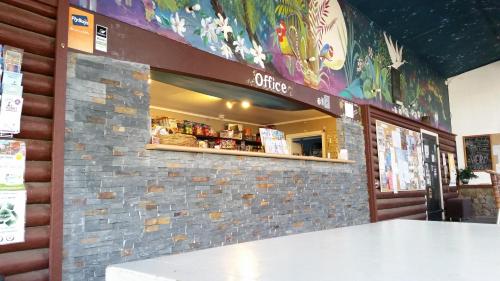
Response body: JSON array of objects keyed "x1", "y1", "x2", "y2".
[
  {"x1": 142, "y1": 0, "x2": 155, "y2": 22},
  {"x1": 276, "y1": 20, "x2": 293, "y2": 56}
]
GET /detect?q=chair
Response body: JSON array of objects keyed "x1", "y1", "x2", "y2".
[{"x1": 486, "y1": 170, "x2": 500, "y2": 224}]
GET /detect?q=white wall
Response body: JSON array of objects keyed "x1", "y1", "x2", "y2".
[{"x1": 448, "y1": 61, "x2": 500, "y2": 184}]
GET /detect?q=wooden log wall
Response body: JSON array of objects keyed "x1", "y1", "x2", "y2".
[
  {"x1": 361, "y1": 105, "x2": 459, "y2": 222},
  {"x1": 0, "y1": 1, "x2": 65, "y2": 280}
]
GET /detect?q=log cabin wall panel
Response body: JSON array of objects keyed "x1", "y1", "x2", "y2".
[
  {"x1": 362, "y1": 105, "x2": 458, "y2": 222},
  {"x1": 0, "y1": 1, "x2": 62, "y2": 280}
]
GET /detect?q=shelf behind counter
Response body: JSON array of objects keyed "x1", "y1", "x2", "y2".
[{"x1": 146, "y1": 144, "x2": 354, "y2": 164}]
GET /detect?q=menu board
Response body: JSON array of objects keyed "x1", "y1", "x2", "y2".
[
  {"x1": 464, "y1": 135, "x2": 492, "y2": 171},
  {"x1": 259, "y1": 128, "x2": 289, "y2": 155},
  {"x1": 376, "y1": 120, "x2": 425, "y2": 193}
]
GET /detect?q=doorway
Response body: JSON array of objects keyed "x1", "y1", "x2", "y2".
[{"x1": 421, "y1": 130, "x2": 444, "y2": 221}]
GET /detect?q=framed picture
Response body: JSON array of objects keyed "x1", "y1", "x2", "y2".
[{"x1": 463, "y1": 135, "x2": 493, "y2": 171}]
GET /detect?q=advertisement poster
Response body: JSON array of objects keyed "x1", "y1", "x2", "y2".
[
  {"x1": 0, "y1": 140, "x2": 26, "y2": 245},
  {"x1": 0, "y1": 95, "x2": 23, "y2": 134},
  {"x1": 95, "y1": 24, "x2": 108, "y2": 52},
  {"x1": 376, "y1": 120, "x2": 425, "y2": 193},
  {"x1": 259, "y1": 128, "x2": 289, "y2": 155},
  {"x1": 68, "y1": 7, "x2": 94, "y2": 53},
  {"x1": 448, "y1": 153, "x2": 457, "y2": 187},
  {"x1": 0, "y1": 190, "x2": 26, "y2": 245}
]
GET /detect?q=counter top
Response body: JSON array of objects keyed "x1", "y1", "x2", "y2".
[{"x1": 146, "y1": 144, "x2": 355, "y2": 164}]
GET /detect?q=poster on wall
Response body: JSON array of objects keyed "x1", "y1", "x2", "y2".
[
  {"x1": 448, "y1": 153, "x2": 457, "y2": 187},
  {"x1": 489, "y1": 134, "x2": 500, "y2": 173},
  {"x1": 376, "y1": 120, "x2": 425, "y2": 193},
  {"x1": 259, "y1": 128, "x2": 289, "y2": 155},
  {"x1": 68, "y1": 7, "x2": 94, "y2": 53},
  {"x1": 0, "y1": 140, "x2": 26, "y2": 245},
  {"x1": 0, "y1": 45, "x2": 24, "y2": 135},
  {"x1": 463, "y1": 135, "x2": 492, "y2": 171}
]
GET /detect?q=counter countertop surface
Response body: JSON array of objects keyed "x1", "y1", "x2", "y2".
[
  {"x1": 106, "y1": 220, "x2": 500, "y2": 281},
  {"x1": 146, "y1": 144, "x2": 355, "y2": 164}
]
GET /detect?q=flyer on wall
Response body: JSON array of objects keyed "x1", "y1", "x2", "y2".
[
  {"x1": 0, "y1": 140, "x2": 26, "y2": 245},
  {"x1": 0, "y1": 190, "x2": 26, "y2": 245}
]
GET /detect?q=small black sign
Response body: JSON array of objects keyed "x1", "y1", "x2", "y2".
[
  {"x1": 95, "y1": 24, "x2": 108, "y2": 52},
  {"x1": 464, "y1": 135, "x2": 492, "y2": 170}
]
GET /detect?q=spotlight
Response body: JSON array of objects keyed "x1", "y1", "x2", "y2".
[
  {"x1": 241, "y1": 100, "x2": 251, "y2": 109},
  {"x1": 226, "y1": 101, "x2": 234, "y2": 109}
]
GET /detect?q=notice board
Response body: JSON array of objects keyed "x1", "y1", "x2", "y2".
[
  {"x1": 376, "y1": 120, "x2": 425, "y2": 193},
  {"x1": 463, "y1": 135, "x2": 492, "y2": 171}
]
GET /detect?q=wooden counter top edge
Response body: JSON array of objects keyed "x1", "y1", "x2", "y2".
[{"x1": 146, "y1": 144, "x2": 355, "y2": 164}]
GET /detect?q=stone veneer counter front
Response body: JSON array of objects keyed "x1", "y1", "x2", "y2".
[
  {"x1": 146, "y1": 144, "x2": 355, "y2": 164},
  {"x1": 63, "y1": 53, "x2": 370, "y2": 281}
]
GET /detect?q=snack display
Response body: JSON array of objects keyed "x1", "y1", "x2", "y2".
[{"x1": 151, "y1": 116, "x2": 263, "y2": 152}]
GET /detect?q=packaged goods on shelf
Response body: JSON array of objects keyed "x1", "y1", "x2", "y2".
[
  {"x1": 225, "y1": 123, "x2": 242, "y2": 131},
  {"x1": 159, "y1": 133, "x2": 197, "y2": 147},
  {"x1": 219, "y1": 130, "x2": 234, "y2": 139}
]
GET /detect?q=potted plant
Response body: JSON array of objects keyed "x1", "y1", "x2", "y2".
[{"x1": 457, "y1": 167, "x2": 478, "y2": 184}]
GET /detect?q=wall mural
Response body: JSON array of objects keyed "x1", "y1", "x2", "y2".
[{"x1": 72, "y1": 0, "x2": 452, "y2": 131}]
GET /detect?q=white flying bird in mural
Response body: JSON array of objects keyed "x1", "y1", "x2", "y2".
[{"x1": 383, "y1": 32, "x2": 406, "y2": 69}]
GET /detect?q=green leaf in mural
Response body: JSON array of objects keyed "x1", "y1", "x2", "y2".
[
  {"x1": 157, "y1": 0, "x2": 191, "y2": 12},
  {"x1": 156, "y1": 0, "x2": 178, "y2": 12}
]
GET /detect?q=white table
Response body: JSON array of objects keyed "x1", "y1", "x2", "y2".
[{"x1": 106, "y1": 220, "x2": 500, "y2": 281}]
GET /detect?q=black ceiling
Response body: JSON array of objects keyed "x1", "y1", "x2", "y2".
[{"x1": 345, "y1": 0, "x2": 500, "y2": 78}]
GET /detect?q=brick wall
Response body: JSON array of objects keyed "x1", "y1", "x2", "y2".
[
  {"x1": 63, "y1": 53, "x2": 370, "y2": 281},
  {"x1": 459, "y1": 188, "x2": 497, "y2": 217}
]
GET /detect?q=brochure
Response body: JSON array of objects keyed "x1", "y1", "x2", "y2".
[{"x1": 0, "y1": 95, "x2": 23, "y2": 134}]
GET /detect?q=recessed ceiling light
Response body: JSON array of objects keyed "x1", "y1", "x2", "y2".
[
  {"x1": 226, "y1": 101, "x2": 234, "y2": 109},
  {"x1": 241, "y1": 100, "x2": 251, "y2": 109}
]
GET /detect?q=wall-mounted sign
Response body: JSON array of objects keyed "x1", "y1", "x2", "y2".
[
  {"x1": 464, "y1": 135, "x2": 492, "y2": 171},
  {"x1": 95, "y1": 24, "x2": 108, "y2": 52},
  {"x1": 68, "y1": 7, "x2": 94, "y2": 53},
  {"x1": 317, "y1": 95, "x2": 331, "y2": 110},
  {"x1": 248, "y1": 71, "x2": 292, "y2": 97}
]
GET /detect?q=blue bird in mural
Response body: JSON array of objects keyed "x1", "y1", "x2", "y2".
[{"x1": 319, "y1": 43, "x2": 334, "y2": 68}]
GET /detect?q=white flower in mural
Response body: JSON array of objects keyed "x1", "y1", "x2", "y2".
[
  {"x1": 201, "y1": 17, "x2": 218, "y2": 43},
  {"x1": 215, "y1": 13, "x2": 233, "y2": 41},
  {"x1": 209, "y1": 45, "x2": 217, "y2": 52},
  {"x1": 170, "y1": 13, "x2": 186, "y2": 37},
  {"x1": 155, "y1": 15, "x2": 162, "y2": 24},
  {"x1": 233, "y1": 36, "x2": 247, "y2": 58},
  {"x1": 220, "y1": 43, "x2": 233, "y2": 59},
  {"x1": 250, "y1": 40, "x2": 266, "y2": 69}
]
